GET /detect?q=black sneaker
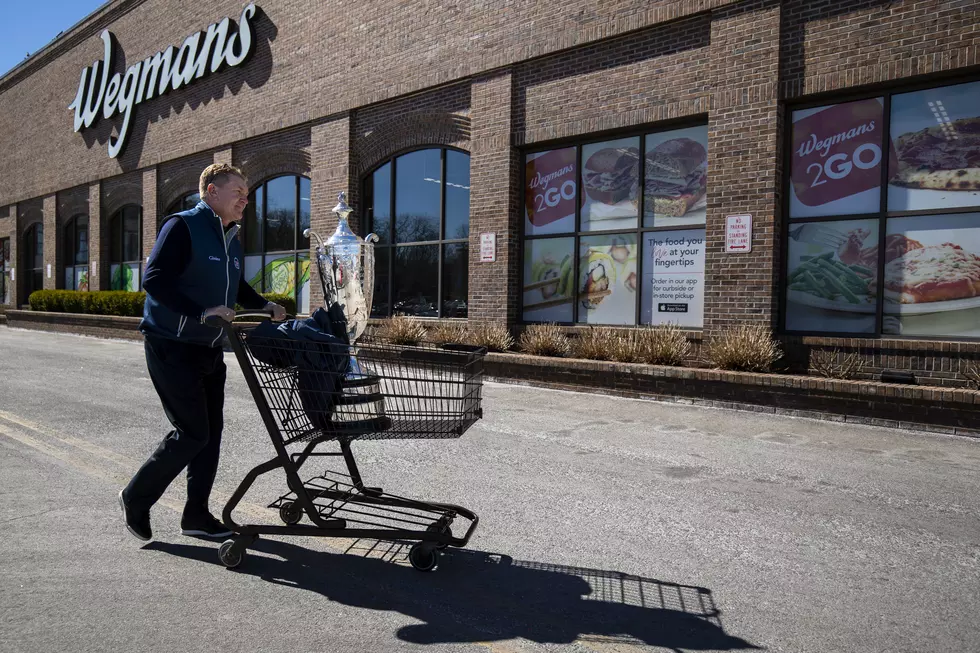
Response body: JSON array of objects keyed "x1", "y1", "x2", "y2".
[
  {"x1": 118, "y1": 490, "x2": 152, "y2": 541},
  {"x1": 180, "y1": 513, "x2": 233, "y2": 538}
]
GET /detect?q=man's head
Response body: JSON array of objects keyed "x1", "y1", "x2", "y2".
[{"x1": 199, "y1": 163, "x2": 249, "y2": 225}]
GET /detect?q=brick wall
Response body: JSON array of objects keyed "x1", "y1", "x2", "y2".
[
  {"x1": 158, "y1": 151, "x2": 213, "y2": 217},
  {"x1": 703, "y1": 0, "x2": 782, "y2": 334},
  {"x1": 309, "y1": 116, "x2": 352, "y2": 310}
]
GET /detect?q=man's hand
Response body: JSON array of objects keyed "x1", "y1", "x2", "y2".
[
  {"x1": 265, "y1": 301, "x2": 287, "y2": 322},
  {"x1": 202, "y1": 306, "x2": 235, "y2": 324}
]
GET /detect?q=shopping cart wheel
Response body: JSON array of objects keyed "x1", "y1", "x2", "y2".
[
  {"x1": 218, "y1": 539, "x2": 245, "y2": 569},
  {"x1": 408, "y1": 543, "x2": 439, "y2": 572},
  {"x1": 279, "y1": 501, "x2": 302, "y2": 525},
  {"x1": 427, "y1": 522, "x2": 451, "y2": 550}
]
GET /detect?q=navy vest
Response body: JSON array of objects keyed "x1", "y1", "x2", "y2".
[{"x1": 139, "y1": 201, "x2": 244, "y2": 348}]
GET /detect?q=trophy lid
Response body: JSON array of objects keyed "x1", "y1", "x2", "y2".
[{"x1": 326, "y1": 192, "x2": 361, "y2": 246}]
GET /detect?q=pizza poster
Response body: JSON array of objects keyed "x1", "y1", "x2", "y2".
[
  {"x1": 882, "y1": 213, "x2": 980, "y2": 338},
  {"x1": 790, "y1": 98, "x2": 889, "y2": 219},
  {"x1": 640, "y1": 229, "x2": 705, "y2": 328},
  {"x1": 577, "y1": 234, "x2": 637, "y2": 325},
  {"x1": 783, "y1": 219, "x2": 878, "y2": 334},
  {"x1": 888, "y1": 80, "x2": 980, "y2": 212},
  {"x1": 525, "y1": 148, "x2": 577, "y2": 236},
  {"x1": 580, "y1": 137, "x2": 640, "y2": 232},
  {"x1": 644, "y1": 125, "x2": 708, "y2": 228}
]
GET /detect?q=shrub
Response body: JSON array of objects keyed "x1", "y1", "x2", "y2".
[
  {"x1": 28, "y1": 290, "x2": 145, "y2": 317},
  {"x1": 466, "y1": 322, "x2": 514, "y2": 352},
  {"x1": 811, "y1": 348, "x2": 862, "y2": 380},
  {"x1": 518, "y1": 323, "x2": 570, "y2": 357},
  {"x1": 569, "y1": 326, "x2": 616, "y2": 361},
  {"x1": 376, "y1": 314, "x2": 427, "y2": 345},
  {"x1": 427, "y1": 321, "x2": 468, "y2": 345},
  {"x1": 609, "y1": 329, "x2": 641, "y2": 363},
  {"x1": 706, "y1": 324, "x2": 781, "y2": 372},
  {"x1": 236, "y1": 292, "x2": 297, "y2": 317},
  {"x1": 636, "y1": 323, "x2": 691, "y2": 366},
  {"x1": 964, "y1": 363, "x2": 980, "y2": 390}
]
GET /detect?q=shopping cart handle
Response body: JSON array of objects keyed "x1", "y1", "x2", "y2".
[{"x1": 204, "y1": 310, "x2": 286, "y2": 328}]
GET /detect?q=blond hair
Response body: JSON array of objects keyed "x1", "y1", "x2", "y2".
[{"x1": 199, "y1": 163, "x2": 247, "y2": 198}]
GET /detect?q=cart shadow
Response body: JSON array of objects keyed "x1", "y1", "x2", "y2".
[{"x1": 146, "y1": 538, "x2": 762, "y2": 652}]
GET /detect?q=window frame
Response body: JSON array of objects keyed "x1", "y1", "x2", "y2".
[
  {"x1": 519, "y1": 117, "x2": 709, "y2": 328},
  {"x1": 107, "y1": 204, "x2": 143, "y2": 291},
  {"x1": 364, "y1": 146, "x2": 471, "y2": 319},
  {"x1": 240, "y1": 174, "x2": 312, "y2": 313},
  {"x1": 779, "y1": 71, "x2": 980, "y2": 340},
  {"x1": 163, "y1": 192, "x2": 201, "y2": 228},
  {"x1": 63, "y1": 214, "x2": 89, "y2": 291}
]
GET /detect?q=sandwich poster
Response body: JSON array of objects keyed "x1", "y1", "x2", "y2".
[
  {"x1": 640, "y1": 229, "x2": 705, "y2": 328},
  {"x1": 577, "y1": 234, "x2": 637, "y2": 325},
  {"x1": 580, "y1": 137, "x2": 640, "y2": 232},
  {"x1": 783, "y1": 219, "x2": 879, "y2": 334},
  {"x1": 882, "y1": 213, "x2": 980, "y2": 338},
  {"x1": 522, "y1": 237, "x2": 575, "y2": 323},
  {"x1": 790, "y1": 98, "x2": 888, "y2": 219},
  {"x1": 525, "y1": 148, "x2": 577, "y2": 236},
  {"x1": 888, "y1": 80, "x2": 980, "y2": 212},
  {"x1": 644, "y1": 126, "x2": 708, "y2": 227}
]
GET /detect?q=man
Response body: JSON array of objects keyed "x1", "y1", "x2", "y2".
[{"x1": 118, "y1": 163, "x2": 286, "y2": 541}]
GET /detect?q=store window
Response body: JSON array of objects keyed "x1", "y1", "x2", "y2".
[
  {"x1": 783, "y1": 78, "x2": 980, "y2": 338},
  {"x1": 63, "y1": 215, "x2": 89, "y2": 291},
  {"x1": 23, "y1": 222, "x2": 43, "y2": 300},
  {"x1": 240, "y1": 175, "x2": 311, "y2": 314},
  {"x1": 365, "y1": 148, "x2": 471, "y2": 318},
  {"x1": 522, "y1": 125, "x2": 708, "y2": 327},
  {"x1": 1, "y1": 238, "x2": 10, "y2": 305},
  {"x1": 108, "y1": 205, "x2": 142, "y2": 291},
  {"x1": 167, "y1": 192, "x2": 201, "y2": 216}
]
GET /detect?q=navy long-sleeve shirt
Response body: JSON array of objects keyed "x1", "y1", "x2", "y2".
[{"x1": 143, "y1": 216, "x2": 268, "y2": 319}]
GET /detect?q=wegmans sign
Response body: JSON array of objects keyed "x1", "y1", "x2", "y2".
[{"x1": 69, "y1": 4, "x2": 259, "y2": 158}]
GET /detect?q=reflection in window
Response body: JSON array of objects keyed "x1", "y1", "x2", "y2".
[
  {"x1": 367, "y1": 148, "x2": 470, "y2": 318},
  {"x1": 241, "y1": 175, "x2": 311, "y2": 314},
  {"x1": 109, "y1": 206, "x2": 142, "y2": 291},
  {"x1": 63, "y1": 215, "x2": 89, "y2": 291}
]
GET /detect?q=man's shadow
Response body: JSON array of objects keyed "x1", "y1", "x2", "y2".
[{"x1": 147, "y1": 537, "x2": 761, "y2": 652}]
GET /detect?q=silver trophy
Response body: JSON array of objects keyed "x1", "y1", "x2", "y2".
[{"x1": 304, "y1": 192, "x2": 379, "y2": 383}]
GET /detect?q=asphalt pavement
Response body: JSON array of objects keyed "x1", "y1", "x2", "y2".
[{"x1": 0, "y1": 326, "x2": 978, "y2": 653}]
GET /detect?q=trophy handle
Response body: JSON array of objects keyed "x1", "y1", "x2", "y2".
[{"x1": 362, "y1": 233, "x2": 379, "y2": 320}]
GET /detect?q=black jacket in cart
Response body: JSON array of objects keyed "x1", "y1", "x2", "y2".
[{"x1": 245, "y1": 306, "x2": 350, "y2": 431}]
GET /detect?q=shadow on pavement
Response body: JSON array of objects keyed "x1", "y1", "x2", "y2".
[{"x1": 146, "y1": 537, "x2": 761, "y2": 652}]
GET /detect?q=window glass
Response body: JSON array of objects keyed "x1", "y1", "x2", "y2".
[
  {"x1": 445, "y1": 150, "x2": 470, "y2": 240},
  {"x1": 578, "y1": 233, "x2": 637, "y2": 325},
  {"x1": 370, "y1": 163, "x2": 392, "y2": 245},
  {"x1": 644, "y1": 125, "x2": 708, "y2": 228},
  {"x1": 123, "y1": 207, "x2": 140, "y2": 262},
  {"x1": 580, "y1": 137, "x2": 640, "y2": 232},
  {"x1": 523, "y1": 237, "x2": 574, "y2": 323},
  {"x1": 393, "y1": 244, "x2": 439, "y2": 316},
  {"x1": 789, "y1": 98, "x2": 885, "y2": 219},
  {"x1": 442, "y1": 243, "x2": 468, "y2": 318},
  {"x1": 641, "y1": 229, "x2": 705, "y2": 327},
  {"x1": 265, "y1": 176, "x2": 297, "y2": 252},
  {"x1": 888, "y1": 80, "x2": 980, "y2": 212},
  {"x1": 882, "y1": 213, "x2": 980, "y2": 337},
  {"x1": 525, "y1": 147, "x2": 577, "y2": 236},
  {"x1": 245, "y1": 186, "x2": 264, "y2": 253},
  {"x1": 395, "y1": 149, "x2": 441, "y2": 243},
  {"x1": 784, "y1": 219, "x2": 879, "y2": 333}
]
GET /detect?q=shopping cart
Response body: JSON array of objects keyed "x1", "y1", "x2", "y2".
[{"x1": 208, "y1": 310, "x2": 486, "y2": 572}]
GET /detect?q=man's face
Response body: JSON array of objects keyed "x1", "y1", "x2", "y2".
[{"x1": 208, "y1": 174, "x2": 249, "y2": 224}]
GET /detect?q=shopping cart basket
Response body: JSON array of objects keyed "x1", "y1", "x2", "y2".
[{"x1": 209, "y1": 311, "x2": 486, "y2": 572}]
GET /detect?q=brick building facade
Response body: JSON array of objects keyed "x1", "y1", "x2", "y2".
[{"x1": 1, "y1": 0, "x2": 980, "y2": 385}]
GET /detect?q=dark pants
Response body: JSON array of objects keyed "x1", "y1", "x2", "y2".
[{"x1": 123, "y1": 334, "x2": 226, "y2": 519}]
